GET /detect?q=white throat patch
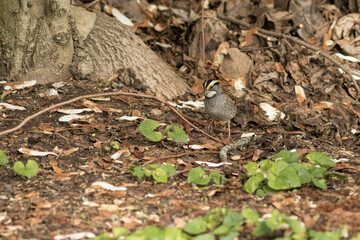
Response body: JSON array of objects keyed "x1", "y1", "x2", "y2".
[{"x1": 205, "y1": 90, "x2": 217, "y2": 98}]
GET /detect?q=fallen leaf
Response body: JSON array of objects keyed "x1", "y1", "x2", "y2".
[{"x1": 18, "y1": 147, "x2": 57, "y2": 157}]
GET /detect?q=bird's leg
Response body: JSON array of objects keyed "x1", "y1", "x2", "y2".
[
  {"x1": 205, "y1": 119, "x2": 214, "y2": 133},
  {"x1": 227, "y1": 121, "x2": 232, "y2": 141}
]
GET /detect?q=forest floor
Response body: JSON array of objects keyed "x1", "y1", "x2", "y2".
[{"x1": 1, "y1": 0, "x2": 360, "y2": 239}]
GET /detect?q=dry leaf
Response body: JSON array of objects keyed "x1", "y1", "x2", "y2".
[
  {"x1": 239, "y1": 27, "x2": 258, "y2": 49},
  {"x1": 214, "y1": 42, "x2": 229, "y2": 66}
]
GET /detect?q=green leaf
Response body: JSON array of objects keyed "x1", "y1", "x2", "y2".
[
  {"x1": 265, "y1": 215, "x2": 278, "y2": 230},
  {"x1": 129, "y1": 226, "x2": 163, "y2": 239},
  {"x1": 193, "y1": 234, "x2": 215, "y2": 240},
  {"x1": 210, "y1": 172, "x2": 227, "y2": 184},
  {"x1": 0, "y1": 150, "x2": 9, "y2": 164},
  {"x1": 218, "y1": 231, "x2": 239, "y2": 240},
  {"x1": 111, "y1": 141, "x2": 120, "y2": 150},
  {"x1": 165, "y1": 125, "x2": 188, "y2": 144},
  {"x1": 129, "y1": 166, "x2": 145, "y2": 179},
  {"x1": 244, "y1": 162, "x2": 258, "y2": 175},
  {"x1": 255, "y1": 185, "x2": 277, "y2": 197},
  {"x1": 306, "y1": 152, "x2": 335, "y2": 168},
  {"x1": 329, "y1": 171, "x2": 347, "y2": 181},
  {"x1": 309, "y1": 166, "x2": 326, "y2": 178},
  {"x1": 159, "y1": 163, "x2": 176, "y2": 176},
  {"x1": 244, "y1": 173, "x2": 264, "y2": 194},
  {"x1": 222, "y1": 212, "x2": 244, "y2": 227},
  {"x1": 112, "y1": 227, "x2": 129, "y2": 238},
  {"x1": 311, "y1": 178, "x2": 327, "y2": 190},
  {"x1": 272, "y1": 150, "x2": 299, "y2": 163},
  {"x1": 268, "y1": 166, "x2": 301, "y2": 190},
  {"x1": 13, "y1": 160, "x2": 39, "y2": 179},
  {"x1": 188, "y1": 167, "x2": 211, "y2": 185},
  {"x1": 252, "y1": 221, "x2": 271, "y2": 236},
  {"x1": 270, "y1": 160, "x2": 289, "y2": 175},
  {"x1": 241, "y1": 208, "x2": 259, "y2": 222},
  {"x1": 164, "y1": 226, "x2": 185, "y2": 240},
  {"x1": 138, "y1": 119, "x2": 163, "y2": 142},
  {"x1": 296, "y1": 167, "x2": 312, "y2": 184},
  {"x1": 203, "y1": 208, "x2": 224, "y2": 229},
  {"x1": 183, "y1": 217, "x2": 207, "y2": 234},
  {"x1": 259, "y1": 159, "x2": 272, "y2": 172},
  {"x1": 152, "y1": 168, "x2": 168, "y2": 183},
  {"x1": 308, "y1": 230, "x2": 341, "y2": 240},
  {"x1": 212, "y1": 225, "x2": 231, "y2": 235},
  {"x1": 144, "y1": 168, "x2": 152, "y2": 177},
  {"x1": 286, "y1": 218, "x2": 306, "y2": 233}
]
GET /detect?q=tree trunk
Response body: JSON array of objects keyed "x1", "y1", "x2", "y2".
[{"x1": 0, "y1": 0, "x2": 188, "y2": 99}]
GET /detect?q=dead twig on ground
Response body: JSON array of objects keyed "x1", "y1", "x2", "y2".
[
  {"x1": 201, "y1": 0, "x2": 206, "y2": 63},
  {"x1": 143, "y1": 150, "x2": 219, "y2": 166},
  {"x1": 219, "y1": 134, "x2": 262, "y2": 161},
  {"x1": 0, "y1": 91, "x2": 223, "y2": 143},
  {"x1": 217, "y1": 14, "x2": 360, "y2": 98}
]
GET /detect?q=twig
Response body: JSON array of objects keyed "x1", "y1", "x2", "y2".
[
  {"x1": 0, "y1": 91, "x2": 223, "y2": 143},
  {"x1": 217, "y1": 14, "x2": 360, "y2": 98},
  {"x1": 85, "y1": 0, "x2": 100, "y2": 9},
  {"x1": 143, "y1": 150, "x2": 219, "y2": 166},
  {"x1": 219, "y1": 134, "x2": 262, "y2": 161},
  {"x1": 201, "y1": 0, "x2": 206, "y2": 63}
]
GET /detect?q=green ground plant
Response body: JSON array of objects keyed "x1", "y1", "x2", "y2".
[
  {"x1": 91, "y1": 207, "x2": 358, "y2": 240},
  {"x1": 138, "y1": 119, "x2": 188, "y2": 143},
  {"x1": 129, "y1": 163, "x2": 176, "y2": 184},
  {"x1": 243, "y1": 150, "x2": 346, "y2": 196}
]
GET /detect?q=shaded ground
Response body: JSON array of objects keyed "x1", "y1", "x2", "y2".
[
  {"x1": 1, "y1": 0, "x2": 360, "y2": 239},
  {"x1": 0, "y1": 79, "x2": 359, "y2": 239}
]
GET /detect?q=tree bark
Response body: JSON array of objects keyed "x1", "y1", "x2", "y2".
[{"x1": 0, "y1": 0, "x2": 188, "y2": 99}]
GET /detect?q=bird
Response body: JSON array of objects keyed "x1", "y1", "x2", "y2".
[{"x1": 203, "y1": 79, "x2": 237, "y2": 141}]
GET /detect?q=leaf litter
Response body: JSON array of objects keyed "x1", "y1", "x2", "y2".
[{"x1": 1, "y1": 0, "x2": 360, "y2": 239}]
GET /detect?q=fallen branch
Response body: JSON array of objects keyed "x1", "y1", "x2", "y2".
[
  {"x1": 217, "y1": 14, "x2": 360, "y2": 98},
  {"x1": 0, "y1": 91, "x2": 223, "y2": 143},
  {"x1": 143, "y1": 150, "x2": 219, "y2": 166},
  {"x1": 219, "y1": 134, "x2": 262, "y2": 161}
]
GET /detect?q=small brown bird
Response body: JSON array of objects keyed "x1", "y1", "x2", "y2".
[{"x1": 203, "y1": 79, "x2": 237, "y2": 140}]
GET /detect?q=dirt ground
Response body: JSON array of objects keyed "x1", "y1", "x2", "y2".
[{"x1": 1, "y1": 0, "x2": 360, "y2": 239}]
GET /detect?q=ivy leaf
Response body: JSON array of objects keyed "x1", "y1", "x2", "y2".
[
  {"x1": 158, "y1": 163, "x2": 176, "y2": 176},
  {"x1": 13, "y1": 160, "x2": 39, "y2": 179},
  {"x1": 286, "y1": 218, "x2": 306, "y2": 233},
  {"x1": 259, "y1": 159, "x2": 272, "y2": 172},
  {"x1": 306, "y1": 152, "x2": 335, "y2": 169},
  {"x1": 111, "y1": 141, "x2": 120, "y2": 149},
  {"x1": 0, "y1": 150, "x2": 9, "y2": 164},
  {"x1": 188, "y1": 167, "x2": 211, "y2": 185},
  {"x1": 270, "y1": 160, "x2": 289, "y2": 175},
  {"x1": 255, "y1": 185, "x2": 277, "y2": 197},
  {"x1": 311, "y1": 178, "x2": 327, "y2": 190},
  {"x1": 165, "y1": 125, "x2": 188, "y2": 144},
  {"x1": 267, "y1": 166, "x2": 301, "y2": 190},
  {"x1": 252, "y1": 221, "x2": 271, "y2": 236},
  {"x1": 193, "y1": 233, "x2": 216, "y2": 240},
  {"x1": 241, "y1": 208, "x2": 259, "y2": 222},
  {"x1": 129, "y1": 226, "x2": 163, "y2": 238},
  {"x1": 222, "y1": 212, "x2": 244, "y2": 227},
  {"x1": 138, "y1": 119, "x2": 162, "y2": 142},
  {"x1": 129, "y1": 165, "x2": 145, "y2": 179},
  {"x1": 183, "y1": 217, "x2": 207, "y2": 234},
  {"x1": 112, "y1": 227, "x2": 129, "y2": 238},
  {"x1": 210, "y1": 172, "x2": 227, "y2": 184},
  {"x1": 244, "y1": 173, "x2": 264, "y2": 194},
  {"x1": 164, "y1": 227, "x2": 184, "y2": 240},
  {"x1": 244, "y1": 161, "x2": 258, "y2": 175},
  {"x1": 272, "y1": 150, "x2": 299, "y2": 163},
  {"x1": 152, "y1": 168, "x2": 168, "y2": 183}
]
